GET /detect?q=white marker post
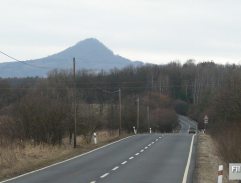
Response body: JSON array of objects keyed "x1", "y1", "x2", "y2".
[
  {"x1": 217, "y1": 165, "x2": 223, "y2": 183},
  {"x1": 133, "y1": 126, "x2": 137, "y2": 134},
  {"x1": 204, "y1": 115, "x2": 208, "y2": 133},
  {"x1": 93, "y1": 132, "x2": 97, "y2": 144},
  {"x1": 149, "y1": 128, "x2": 152, "y2": 134}
]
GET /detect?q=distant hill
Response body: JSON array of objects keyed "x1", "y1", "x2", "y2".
[{"x1": 0, "y1": 38, "x2": 143, "y2": 78}]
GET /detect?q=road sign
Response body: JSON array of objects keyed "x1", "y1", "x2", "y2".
[
  {"x1": 204, "y1": 115, "x2": 208, "y2": 124},
  {"x1": 229, "y1": 163, "x2": 241, "y2": 180}
]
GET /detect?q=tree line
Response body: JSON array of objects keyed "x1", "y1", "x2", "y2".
[{"x1": 0, "y1": 60, "x2": 240, "y2": 163}]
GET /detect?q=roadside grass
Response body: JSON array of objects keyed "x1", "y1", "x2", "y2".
[
  {"x1": 214, "y1": 122, "x2": 241, "y2": 164},
  {"x1": 195, "y1": 134, "x2": 239, "y2": 183},
  {"x1": 0, "y1": 130, "x2": 129, "y2": 181}
]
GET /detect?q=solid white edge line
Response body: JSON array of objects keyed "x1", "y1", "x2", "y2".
[
  {"x1": 121, "y1": 161, "x2": 127, "y2": 165},
  {"x1": 100, "y1": 173, "x2": 109, "y2": 178},
  {"x1": 0, "y1": 135, "x2": 134, "y2": 183},
  {"x1": 182, "y1": 134, "x2": 195, "y2": 183}
]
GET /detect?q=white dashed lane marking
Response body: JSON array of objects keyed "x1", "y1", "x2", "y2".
[
  {"x1": 100, "y1": 173, "x2": 109, "y2": 178},
  {"x1": 94, "y1": 136, "x2": 165, "y2": 182},
  {"x1": 112, "y1": 166, "x2": 119, "y2": 171}
]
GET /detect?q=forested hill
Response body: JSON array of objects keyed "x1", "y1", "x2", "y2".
[{"x1": 0, "y1": 38, "x2": 143, "y2": 78}]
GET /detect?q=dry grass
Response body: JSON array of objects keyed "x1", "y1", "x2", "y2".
[
  {"x1": 215, "y1": 123, "x2": 241, "y2": 164},
  {"x1": 194, "y1": 134, "x2": 239, "y2": 183},
  {"x1": 0, "y1": 130, "x2": 127, "y2": 181},
  {"x1": 0, "y1": 143, "x2": 72, "y2": 179}
]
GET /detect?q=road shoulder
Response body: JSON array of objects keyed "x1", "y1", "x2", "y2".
[{"x1": 194, "y1": 134, "x2": 234, "y2": 183}]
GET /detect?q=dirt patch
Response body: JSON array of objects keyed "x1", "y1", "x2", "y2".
[
  {"x1": 194, "y1": 134, "x2": 239, "y2": 183},
  {"x1": 0, "y1": 130, "x2": 129, "y2": 181}
]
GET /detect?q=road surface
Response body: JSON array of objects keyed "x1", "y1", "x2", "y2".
[
  {"x1": 1, "y1": 116, "x2": 197, "y2": 183},
  {"x1": 179, "y1": 115, "x2": 197, "y2": 133}
]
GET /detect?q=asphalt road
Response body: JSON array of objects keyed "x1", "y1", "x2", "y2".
[
  {"x1": 179, "y1": 115, "x2": 197, "y2": 133},
  {"x1": 1, "y1": 116, "x2": 197, "y2": 183}
]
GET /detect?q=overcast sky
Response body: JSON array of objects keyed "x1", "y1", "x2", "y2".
[{"x1": 1, "y1": 0, "x2": 241, "y2": 64}]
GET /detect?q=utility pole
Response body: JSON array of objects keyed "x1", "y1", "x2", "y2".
[
  {"x1": 137, "y1": 97, "x2": 140, "y2": 133},
  {"x1": 147, "y1": 90, "x2": 150, "y2": 132},
  {"x1": 147, "y1": 105, "x2": 150, "y2": 130},
  {"x1": 73, "y1": 57, "x2": 77, "y2": 148},
  {"x1": 185, "y1": 81, "x2": 188, "y2": 100},
  {"x1": 159, "y1": 81, "x2": 162, "y2": 97},
  {"x1": 118, "y1": 88, "x2": 122, "y2": 136}
]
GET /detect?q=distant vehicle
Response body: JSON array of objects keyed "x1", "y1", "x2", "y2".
[{"x1": 188, "y1": 127, "x2": 196, "y2": 134}]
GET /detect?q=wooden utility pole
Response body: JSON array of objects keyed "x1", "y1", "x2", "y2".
[
  {"x1": 137, "y1": 97, "x2": 140, "y2": 133},
  {"x1": 147, "y1": 105, "x2": 150, "y2": 129},
  {"x1": 73, "y1": 57, "x2": 77, "y2": 148},
  {"x1": 147, "y1": 90, "x2": 150, "y2": 131},
  {"x1": 118, "y1": 88, "x2": 122, "y2": 136},
  {"x1": 159, "y1": 81, "x2": 162, "y2": 96},
  {"x1": 185, "y1": 82, "x2": 188, "y2": 100}
]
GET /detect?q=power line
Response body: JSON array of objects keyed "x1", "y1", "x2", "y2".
[
  {"x1": 97, "y1": 88, "x2": 120, "y2": 94},
  {"x1": 0, "y1": 84, "x2": 233, "y2": 90},
  {"x1": 0, "y1": 50, "x2": 126, "y2": 70},
  {"x1": 0, "y1": 50, "x2": 53, "y2": 69}
]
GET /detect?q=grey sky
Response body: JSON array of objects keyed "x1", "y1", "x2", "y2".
[{"x1": 1, "y1": 0, "x2": 241, "y2": 64}]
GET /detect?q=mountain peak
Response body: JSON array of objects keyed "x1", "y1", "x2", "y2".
[
  {"x1": 0, "y1": 38, "x2": 143, "y2": 78},
  {"x1": 75, "y1": 38, "x2": 106, "y2": 48},
  {"x1": 63, "y1": 38, "x2": 114, "y2": 59},
  {"x1": 78, "y1": 38, "x2": 100, "y2": 44},
  {"x1": 67, "y1": 38, "x2": 112, "y2": 55}
]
